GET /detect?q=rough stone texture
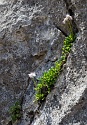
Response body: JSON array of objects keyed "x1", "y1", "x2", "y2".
[
  {"x1": 0, "y1": 0, "x2": 87, "y2": 125},
  {"x1": 0, "y1": 0, "x2": 65, "y2": 124},
  {"x1": 31, "y1": 46, "x2": 87, "y2": 125},
  {"x1": 29, "y1": 0, "x2": 87, "y2": 125}
]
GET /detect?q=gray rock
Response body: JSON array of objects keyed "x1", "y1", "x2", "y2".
[
  {"x1": 30, "y1": 0, "x2": 87, "y2": 125},
  {"x1": 0, "y1": 0, "x2": 87, "y2": 125},
  {"x1": 0, "y1": 0, "x2": 65, "y2": 124}
]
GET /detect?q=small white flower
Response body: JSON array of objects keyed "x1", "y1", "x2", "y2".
[
  {"x1": 28, "y1": 72, "x2": 36, "y2": 78},
  {"x1": 63, "y1": 14, "x2": 72, "y2": 24},
  {"x1": 66, "y1": 14, "x2": 72, "y2": 20},
  {"x1": 63, "y1": 18, "x2": 68, "y2": 24}
]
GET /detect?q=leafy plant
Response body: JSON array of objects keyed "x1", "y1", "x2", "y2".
[
  {"x1": 35, "y1": 59, "x2": 63, "y2": 102},
  {"x1": 62, "y1": 33, "x2": 76, "y2": 56},
  {"x1": 35, "y1": 33, "x2": 75, "y2": 102},
  {"x1": 9, "y1": 101, "x2": 21, "y2": 122},
  {"x1": 33, "y1": 14, "x2": 76, "y2": 102}
]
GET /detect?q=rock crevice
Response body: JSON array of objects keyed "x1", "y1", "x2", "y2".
[{"x1": 0, "y1": 0, "x2": 87, "y2": 125}]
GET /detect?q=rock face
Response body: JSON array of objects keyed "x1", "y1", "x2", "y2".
[{"x1": 0, "y1": 0, "x2": 87, "y2": 125}]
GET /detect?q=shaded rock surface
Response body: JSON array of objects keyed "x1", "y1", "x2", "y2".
[{"x1": 0, "y1": 0, "x2": 87, "y2": 125}]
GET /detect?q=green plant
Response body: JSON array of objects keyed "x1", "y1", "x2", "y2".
[
  {"x1": 35, "y1": 59, "x2": 63, "y2": 101},
  {"x1": 35, "y1": 33, "x2": 75, "y2": 102},
  {"x1": 9, "y1": 101, "x2": 21, "y2": 122},
  {"x1": 62, "y1": 33, "x2": 76, "y2": 56},
  {"x1": 32, "y1": 14, "x2": 76, "y2": 102}
]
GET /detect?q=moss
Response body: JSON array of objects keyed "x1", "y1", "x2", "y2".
[{"x1": 9, "y1": 101, "x2": 22, "y2": 122}]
